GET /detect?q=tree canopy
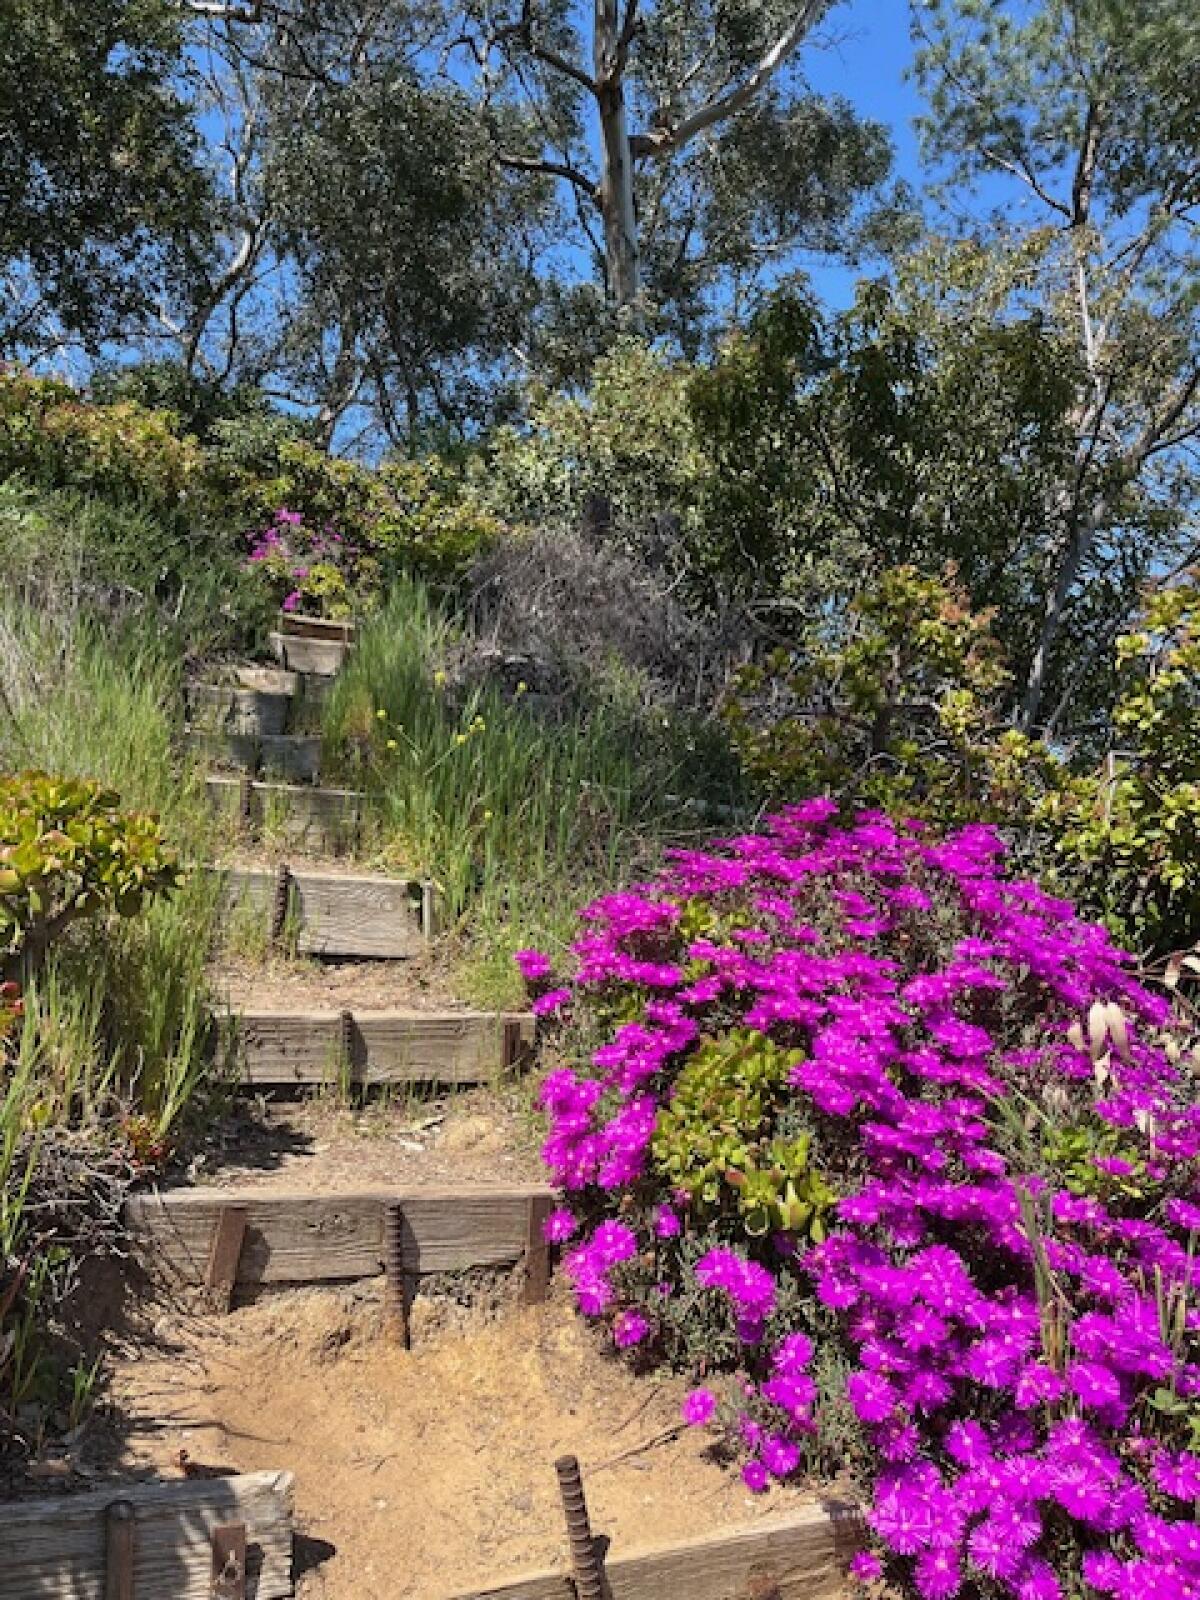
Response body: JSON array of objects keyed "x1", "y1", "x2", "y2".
[{"x1": 0, "y1": 0, "x2": 213, "y2": 355}]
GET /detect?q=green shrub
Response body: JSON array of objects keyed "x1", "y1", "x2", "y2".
[
  {"x1": 0, "y1": 370, "x2": 200, "y2": 510},
  {"x1": 216, "y1": 428, "x2": 505, "y2": 613},
  {"x1": 1042, "y1": 576, "x2": 1200, "y2": 959},
  {"x1": 0, "y1": 770, "x2": 182, "y2": 979},
  {"x1": 479, "y1": 339, "x2": 702, "y2": 557},
  {"x1": 723, "y1": 565, "x2": 1058, "y2": 828},
  {"x1": 0, "y1": 611, "x2": 223, "y2": 1466}
]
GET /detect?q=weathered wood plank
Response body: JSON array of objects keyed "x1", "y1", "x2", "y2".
[
  {"x1": 187, "y1": 684, "x2": 293, "y2": 738},
  {"x1": 187, "y1": 732, "x2": 323, "y2": 785},
  {"x1": 124, "y1": 1186, "x2": 556, "y2": 1286},
  {"x1": 276, "y1": 613, "x2": 356, "y2": 642},
  {"x1": 450, "y1": 1502, "x2": 862, "y2": 1600},
  {"x1": 232, "y1": 1010, "x2": 533, "y2": 1086},
  {"x1": 216, "y1": 867, "x2": 425, "y2": 959},
  {"x1": 204, "y1": 1205, "x2": 248, "y2": 1312},
  {"x1": 268, "y1": 632, "x2": 348, "y2": 676},
  {"x1": 522, "y1": 1194, "x2": 553, "y2": 1306},
  {"x1": 205, "y1": 777, "x2": 365, "y2": 852},
  {"x1": 0, "y1": 1470, "x2": 294, "y2": 1600}
]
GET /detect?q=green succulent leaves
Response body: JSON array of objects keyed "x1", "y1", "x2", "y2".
[{"x1": 651, "y1": 1029, "x2": 836, "y2": 1242}]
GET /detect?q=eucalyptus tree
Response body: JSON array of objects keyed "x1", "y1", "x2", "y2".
[
  {"x1": 447, "y1": 0, "x2": 891, "y2": 320},
  {"x1": 169, "y1": 2, "x2": 552, "y2": 445},
  {"x1": 912, "y1": 0, "x2": 1200, "y2": 731},
  {"x1": 179, "y1": 0, "x2": 891, "y2": 403}
]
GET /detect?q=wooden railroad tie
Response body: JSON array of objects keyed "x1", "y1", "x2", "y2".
[
  {"x1": 213, "y1": 862, "x2": 428, "y2": 959},
  {"x1": 24, "y1": 1474, "x2": 297, "y2": 1600},
  {"x1": 231, "y1": 1010, "x2": 534, "y2": 1088},
  {"x1": 447, "y1": 1496, "x2": 864, "y2": 1600},
  {"x1": 126, "y1": 1186, "x2": 558, "y2": 1296}
]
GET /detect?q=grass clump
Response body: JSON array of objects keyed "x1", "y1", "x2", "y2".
[
  {"x1": 0, "y1": 591, "x2": 227, "y2": 1465},
  {"x1": 322, "y1": 579, "x2": 742, "y2": 1007}
]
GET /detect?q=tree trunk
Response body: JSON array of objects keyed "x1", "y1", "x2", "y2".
[
  {"x1": 594, "y1": 0, "x2": 639, "y2": 307},
  {"x1": 1020, "y1": 496, "x2": 1100, "y2": 733}
]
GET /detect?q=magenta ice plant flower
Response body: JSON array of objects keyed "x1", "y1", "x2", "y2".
[{"x1": 534, "y1": 806, "x2": 1200, "y2": 1600}]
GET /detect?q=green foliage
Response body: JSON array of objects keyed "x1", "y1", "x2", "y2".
[
  {"x1": 651, "y1": 1029, "x2": 836, "y2": 1240},
  {"x1": 438, "y1": 0, "x2": 890, "y2": 328},
  {"x1": 0, "y1": 771, "x2": 181, "y2": 976},
  {"x1": 0, "y1": 371, "x2": 500, "y2": 636},
  {"x1": 260, "y1": 60, "x2": 540, "y2": 438},
  {"x1": 912, "y1": 0, "x2": 1199, "y2": 727},
  {"x1": 480, "y1": 339, "x2": 702, "y2": 556},
  {"x1": 0, "y1": 0, "x2": 212, "y2": 352},
  {"x1": 0, "y1": 605, "x2": 223, "y2": 1467},
  {"x1": 1042, "y1": 578, "x2": 1200, "y2": 957},
  {"x1": 723, "y1": 565, "x2": 1057, "y2": 825},
  {"x1": 321, "y1": 580, "x2": 719, "y2": 1007},
  {"x1": 219, "y1": 427, "x2": 507, "y2": 610},
  {"x1": 0, "y1": 378, "x2": 266, "y2": 654},
  {"x1": 0, "y1": 371, "x2": 201, "y2": 510},
  {"x1": 0, "y1": 603, "x2": 222, "y2": 1133},
  {"x1": 91, "y1": 361, "x2": 279, "y2": 445}
]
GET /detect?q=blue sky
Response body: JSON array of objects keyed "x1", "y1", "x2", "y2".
[{"x1": 804, "y1": 2, "x2": 925, "y2": 306}]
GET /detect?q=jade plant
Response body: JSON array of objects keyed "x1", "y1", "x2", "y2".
[{"x1": 0, "y1": 770, "x2": 181, "y2": 977}]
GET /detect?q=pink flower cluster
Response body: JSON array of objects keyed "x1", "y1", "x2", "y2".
[
  {"x1": 518, "y1": 803, "x2": 1200, "y2": 1600},
  {"x1": 245, "y1": 505, "x2": 349, "y2": 612}
]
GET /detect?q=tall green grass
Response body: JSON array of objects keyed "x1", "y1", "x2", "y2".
[
  {"x1": 322, "y1": 580, "x2": 737, "y2": 1005},
  {"x1": 0, "y1": 595, "x2": 222, "y2": 1139}
]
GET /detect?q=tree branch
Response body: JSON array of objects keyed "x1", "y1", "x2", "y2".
[
  {"x1": 1070, "y1": 98, "x2": 1105, "y2": 227},
  {"x1": 177, "y1": 0, "x2": 263, "y2": 20},
  {"x1": 495, "y1": 2, "x2": 597, "y2": 97},
  {"x1": 495, "y1": 151, "x2": 598, "y2": 198},
  {"x1": 630, "y1": 0, "x2": 826, "y2": 160}
]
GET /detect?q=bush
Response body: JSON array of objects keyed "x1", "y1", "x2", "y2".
[
  {"x1": 526, "y1": 804, "x2": 1200, "y2": 1600},
  {"x1": 0, "y1": 370, "x2": 200, "y2": 510},
  {"x1": 723, "y1": 565, "x2": 1057, "y2": 830},
  {"x1": 215, "y1": 428, "x2": 505, "y2": 613},
  {"x1": 464, "y1": 525, "x2": 725, "y2": 713},
  {"x1": 1042, "y1": 578, "x2": 1200, "y2": 962},
  {"x1": 0, "y1": 770, "x2": 181, "y2": 978},
  {"x1": 478, "y1": 339, "x2": 702, "y2": 564},
  {"x1": 0, "y1": 759, "x2": 193, "y2": 1466}
]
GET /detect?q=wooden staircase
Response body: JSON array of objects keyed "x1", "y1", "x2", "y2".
[{"x1": 189, "y1": 611, "x2": 531, "y2": 1090}]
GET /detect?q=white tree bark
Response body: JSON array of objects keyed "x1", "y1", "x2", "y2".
[{"x1": 595, "y1": 0, "x2": 640, "y2": 305}]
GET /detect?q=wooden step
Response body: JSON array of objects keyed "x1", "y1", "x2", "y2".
[
  {"x1": 189, "y1": 730, "x2": 323, "y2": 784},
  {"x1": 269, "y1": 630, "x2": 349, "y2": 676},
  {"x1": 215, "y1": 864, "x2": 430, "y2": 957},
  {"x1": 452, "y1": 1501, "x2": 863, "y2": 1600},
  {"x1": 278, "y1": 611, "x2": 356, "y2": 642},
  {"x1": 124, "y1": 1184, "x2": 554, "y2": 1289},
  {"x1": 205, "y1": 776, "x2": 365, "y2": 852},
  {"x1": 186, "y1": 665, "x2": 329, "y2": 738},
  {"x1": 1, "y1": 1470, "x2": 295, "y2": 1600},
  {"x1": 187, "y1": 682, "x2": 294, "y2": 737},
  {"x1": 229, "y1": 1009, "x2": 533, "y2": 1086}
]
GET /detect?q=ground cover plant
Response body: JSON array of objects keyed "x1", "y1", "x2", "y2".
[{"x1": 526, "y1": 802, "x2": 1200, "y2": 1600}]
